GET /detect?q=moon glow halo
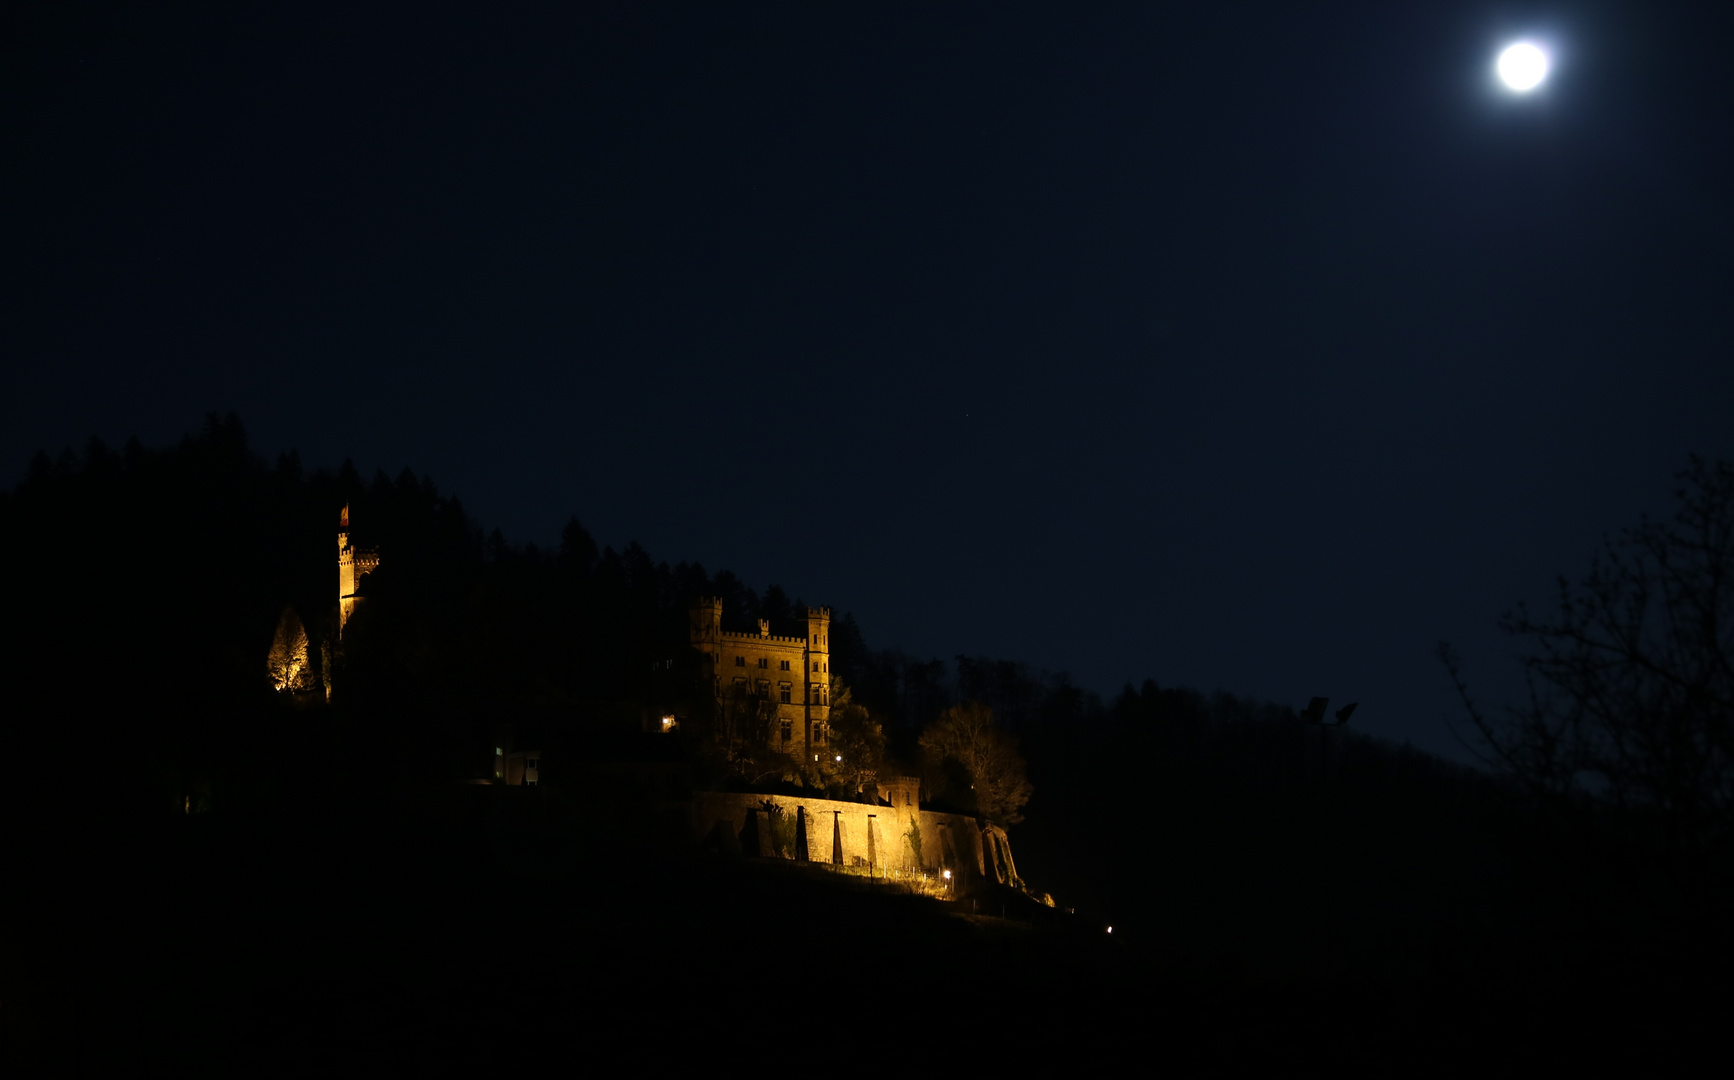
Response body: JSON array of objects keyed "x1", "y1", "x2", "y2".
[{"x1": 1496, "y1": 42, "x2": 1549, "y2": 92}]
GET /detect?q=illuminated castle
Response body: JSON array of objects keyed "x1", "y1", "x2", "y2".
[
  {"x1": 689, "y1": 598, "x2": 833, "y2": 762},
  {"x1": 337, "y1": 503, "x2": 379, "y2": 636},
  {"x1": 318, "y1": 512, "x2": 1026, "y2": 894}
]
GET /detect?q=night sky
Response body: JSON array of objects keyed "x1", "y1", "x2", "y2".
[{"x1": 8, "y1": 2, "x2": 1733, "y2": 762}]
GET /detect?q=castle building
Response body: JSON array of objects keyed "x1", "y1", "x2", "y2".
[
  {"x1": 337, "y1": 503, "x2": 380, "y2": 636},
  {"x1": 689, "y1": 599, "x2": 832, "y2": 761}
]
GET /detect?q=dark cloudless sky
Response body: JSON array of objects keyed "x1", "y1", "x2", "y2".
[{"x1": 7, "y1": 1, "x2": 1733, "y2": 760}]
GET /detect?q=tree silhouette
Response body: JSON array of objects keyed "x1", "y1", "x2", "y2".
[
  {"x1": 705, "y1": 678, "x2": 781, "y2": 784},
  {"x1": 919, "y1": 701, "x2": 1032, "y2": 824},
  {"x1": 1442, "y1": 456, "x2": 1734, "y2": 933},
  {"x1": 824, "y1": 678, "x2": 886, "y2": 793}
]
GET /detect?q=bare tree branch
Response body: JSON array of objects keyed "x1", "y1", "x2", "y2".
[{"x1": 1443, "y1": 457, "x2": 1734, "y2": 882}]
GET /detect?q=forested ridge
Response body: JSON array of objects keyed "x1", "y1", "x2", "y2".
[{"x1": 0, "y1": 416, "x2": 1483, "y2": 837}]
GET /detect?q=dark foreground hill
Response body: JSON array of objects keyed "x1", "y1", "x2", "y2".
[{"x1": 4, "y1": 785, "x2": 1720, "y2": 1073}]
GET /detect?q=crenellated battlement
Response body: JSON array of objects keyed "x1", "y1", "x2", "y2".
[{"x1": 716, "y1": 629, "x2": 807, "y2": 645}]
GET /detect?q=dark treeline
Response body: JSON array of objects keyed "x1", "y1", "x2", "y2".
[
  {"x1": 1026, "y1": 683, "x2": 1526, "y2": 981},
  {"x1": 0, "y1": 414, "x2": 1065, "y2": 814}
]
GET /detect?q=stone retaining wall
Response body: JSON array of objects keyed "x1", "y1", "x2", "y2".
[{"x1": 691, "y1": 791, "x2": 1020, "y2": 892}]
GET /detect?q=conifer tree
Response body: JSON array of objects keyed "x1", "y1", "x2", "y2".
[{"x1": 266, "y1": 605, "x2": 312, "y2": 692}]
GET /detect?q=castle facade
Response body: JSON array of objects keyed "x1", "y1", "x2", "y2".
[{"x1": 689, "y1": 598, "x2": 833, "y2": 762}]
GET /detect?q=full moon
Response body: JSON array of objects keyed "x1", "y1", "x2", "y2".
[{"x1": 1496, "y1": 42, "x2": 1549, "y2": 91}]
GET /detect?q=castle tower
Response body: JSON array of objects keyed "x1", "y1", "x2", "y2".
[
  {"x1": 337, "y1": 503, "x2": 380, "y2": 636},
  {"x1": 689, "y1": 596, "x2": 723, "y2": 676},
  {"x1": 806, "y1": 606, "x2": 831, "y2": 738},
  {"x1": 689, "y1": 596, "x2": 722, "y2": 644}
]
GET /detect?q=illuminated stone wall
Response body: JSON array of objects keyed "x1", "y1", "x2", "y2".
[{"x1": 690, "y1": 791, "x2": 1020, "y2": 892}]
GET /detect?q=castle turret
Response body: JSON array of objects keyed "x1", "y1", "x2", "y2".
[
  {"x1": 337, "y1": 503, "x2": 380, "y2": 636},
  {"x1": 690, "y1": 597, "x2": 722, "y2": 643}
]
